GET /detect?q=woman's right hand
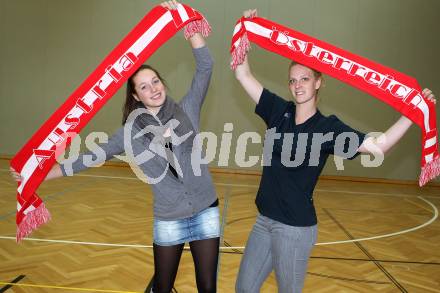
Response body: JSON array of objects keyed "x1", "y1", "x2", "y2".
[
  {"x1": 243, "y1": 9, "x2": 257, "y2": 18},
  {"x1": 10, "y1": 167, "x2": 22, "y2": 182},
  {"x1": 10, "y1": 164, "x2": 63, "y2": 183}
]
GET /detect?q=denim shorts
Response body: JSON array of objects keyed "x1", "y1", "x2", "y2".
[{"x1": 153, "y1": 206, "x2": 220, "y2": 246}]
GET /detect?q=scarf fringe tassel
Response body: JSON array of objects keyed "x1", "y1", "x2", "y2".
[
  {"x1": 16, "y1": 203, "x2": 51, "y2": 243},
  {"x1": 419, "y1": 155, "x2": 440, "y2": 186},
  {"x1": 231, "y1": 32, "x2": 251, "y2": 70},
  {"x1": 184, "y1": 18, "x2": 212, "y2": 40}
]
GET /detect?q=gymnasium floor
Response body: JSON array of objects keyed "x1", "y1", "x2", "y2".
[{"x1": 1, "y1": 159, "x2": 439, "y2": 292}]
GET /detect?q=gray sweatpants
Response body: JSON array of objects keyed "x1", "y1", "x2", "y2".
[{"x1": 235, "y1": 214, "x2": 317, "y2": 293}]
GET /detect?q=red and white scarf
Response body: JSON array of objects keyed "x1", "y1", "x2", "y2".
[
  {"x1": 230, "y1": 16, "x2": 439, "y2": 186},
  {"x1": 10, "y1": 4, "x2": 211, "y2": 242}
]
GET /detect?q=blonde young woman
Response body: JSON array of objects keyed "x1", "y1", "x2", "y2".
[{"x1": 233, "y1": 9, "x2": 435, "y2": 293}]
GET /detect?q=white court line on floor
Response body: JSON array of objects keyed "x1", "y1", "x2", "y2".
[
  {"x1": 1, "y1": 169, "x2": 439, "y2": 248},
  {"x1": 0, "y1": 196, "x2": 437, "y2": 249},
  {"x1": 7, "y1": 169, "x2": 440, "y2": 198},
  {"x1": 2, "y1": 168, "x2": 440, "y2": 198},
  {"x1": 424, "y1": 195, "x2": 440, "y2": 199}
]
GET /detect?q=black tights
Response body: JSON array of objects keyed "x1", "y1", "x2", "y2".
[{"x1": 152, "y1": 237, "x2": 220, "y2": 293}]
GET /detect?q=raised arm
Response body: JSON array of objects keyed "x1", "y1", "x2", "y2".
[
  {"x1": 162, "y1": 0, "x2": 213, "y2": 111},
  {"x1": 180, "y1": 33, "x2": 214, "y2": 108},
  {"x1": 188, "y1": 31, "x2": 206, "y2": 49},
  {"x1": 233, "y1": 9, "x2": 263, "y2": 104},
  {"x1": 45, "y1": 164, "x2": 63, "y2": 180},
  {"x1": 59, "y1": 127, "x2": 126, "y2": 176},
  {"x1": 358, "y1": 88, "x2": 436, "y2": 154},
  {"x1": 10, "y1": 164, "x2": 62, "y2": 182},
  {"x1": 165, "y1": 1, "x2": 213, "y2": 126},
  {"x1": 10, "y1": 127, "x2": 126, "y2": 182}
]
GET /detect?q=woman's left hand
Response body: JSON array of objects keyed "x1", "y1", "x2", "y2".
[
  {"x1": 161, "y1": 0, "x2": 178, "y2": 10},
  {"x1": 422, "y1": 88, "x2": 436, "y2": 104}
]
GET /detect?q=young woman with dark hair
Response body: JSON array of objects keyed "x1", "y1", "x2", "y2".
[{"x1": 11, "y1": 2, "x2": 219, "y2": 292}]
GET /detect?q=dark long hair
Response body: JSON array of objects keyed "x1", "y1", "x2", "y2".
[{"x1": 122, "y1": 64, "x2": 168, "y2": 124}]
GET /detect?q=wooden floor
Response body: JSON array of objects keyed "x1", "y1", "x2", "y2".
[{"x1": 1, "y1": 159, "x2": 440, "y2": 292}]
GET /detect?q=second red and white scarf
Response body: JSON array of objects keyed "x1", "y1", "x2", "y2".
[{"x1": 230, "y1": 16, "x2": 439, "y2": 186}]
